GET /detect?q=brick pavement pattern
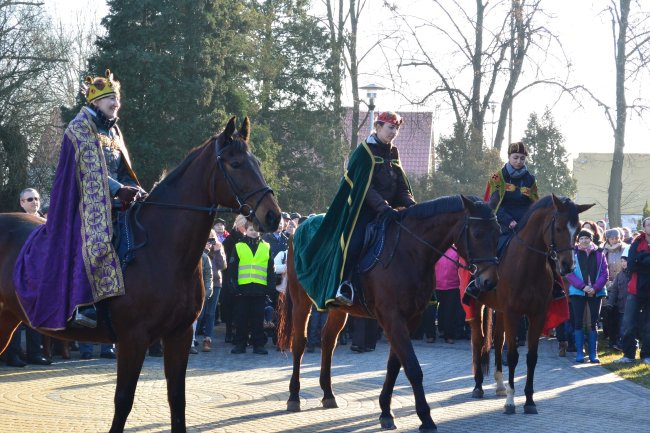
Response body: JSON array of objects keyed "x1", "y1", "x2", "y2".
[{"x1": 1, "y1": 333, "x2": 649, "y2": 432}]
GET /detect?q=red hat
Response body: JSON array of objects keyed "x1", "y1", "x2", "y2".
[
  {"x1": 508, "y1": 142, "x2": 528, "y2": 156},
  {"x1": 376, "y1": 111, "x2": 403, "y2": 126}
]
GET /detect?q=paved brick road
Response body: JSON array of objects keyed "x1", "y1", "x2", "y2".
[{"x1": 1, "y1": 329, "x2": 648, "y2": 432}]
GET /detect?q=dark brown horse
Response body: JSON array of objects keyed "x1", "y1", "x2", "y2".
[
  {"x1": 277, "y1": 195, "x2": 500, "y2": 433},
  {"x1": 468, "y1": 195, "x2": 593, "y2": 414},
  {"x1": 0, "y1": 117, "x2": 280, "y2": 433}
]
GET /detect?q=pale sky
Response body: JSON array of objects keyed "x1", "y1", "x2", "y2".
[{"x1": 46, "y1": 0, "x2": 649, "y2": 160}]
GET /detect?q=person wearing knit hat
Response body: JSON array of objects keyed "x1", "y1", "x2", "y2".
[
  {"x1": 566, "y1": 227, "x2": 609, "y2": 363},
  {"x1": 292, "y1": 110, "x2": 416, "y2": 308},
  {"x1": 13, "y1": 69, "x2": 146, "y2": 331}
]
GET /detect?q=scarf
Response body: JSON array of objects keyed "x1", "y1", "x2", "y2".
[{"x1": 505, "y1": 162, "x2": 529, "y2": 179}]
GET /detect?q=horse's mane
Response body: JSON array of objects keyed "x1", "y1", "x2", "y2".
[
  {"x1": 403, "y1": 195, "x2": 493, "y2": 220},
  {"x1": 516, "y1": 195, "x2": 579, "y2": 233}
]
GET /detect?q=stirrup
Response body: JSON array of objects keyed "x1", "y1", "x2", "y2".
[
  {"x1": 335, "y1": 280, "x2": 354, "y2": 306},
  {"x1": 71, "y1": 306, "x2": 97, "y2": 328}
]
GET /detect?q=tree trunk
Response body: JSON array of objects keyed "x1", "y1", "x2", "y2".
[
  {"x1": 349, "y1": 0, "x2": 360, "y2": 150},
  {"x1": 493, "y1": 0, "x2": 527, "y2": 152},
  {"x1": 607, "y1": 0, "x2": 630, "y2": 227},
  {"x1": 469, "y1": 0, "x2": 485, "y2": 153},
  {"x1": 0, "y1": 123, "x2": 29, "y2": 212}
]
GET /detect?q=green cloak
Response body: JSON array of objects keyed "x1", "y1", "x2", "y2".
[{"x1": 293, "y1": 141, "x2": 411, "y2": 310}]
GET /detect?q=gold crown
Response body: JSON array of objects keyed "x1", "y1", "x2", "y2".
[{"x1": 85, "y1": 69, "x2": 120, "y2": 103}]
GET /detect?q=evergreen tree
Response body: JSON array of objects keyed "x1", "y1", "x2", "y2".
[
  {"x1": 86, "y1": 0, "x2": 259, "y2": 188},
  {"x1": 522, "y1": 110, "x2": 576, "y2": 198},
  {"x1": 436, "y1": 122, "x2": 502, "y2": 197}
]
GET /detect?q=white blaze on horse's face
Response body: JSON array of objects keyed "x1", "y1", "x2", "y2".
[{"x1": 568, "y1": 222, "x2": 577, "y2": 246}]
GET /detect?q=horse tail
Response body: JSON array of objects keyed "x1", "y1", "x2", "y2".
[
  {"x1": 480, "y1": 305, "x2": 493, "y2": 376},
  {"x1": 276, "y1": 241, "x2": 295, "y2": 351}
]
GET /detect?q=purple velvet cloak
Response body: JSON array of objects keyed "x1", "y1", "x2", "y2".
[{"x1": 13, "y1": 107, "x2": 125, "y2": 330}]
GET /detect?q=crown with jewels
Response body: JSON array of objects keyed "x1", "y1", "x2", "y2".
[{"x1": 85, "y1": 69, "x2": 120, "y2": 103}]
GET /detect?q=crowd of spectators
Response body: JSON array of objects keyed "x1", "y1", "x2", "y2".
[{"x1": 4, "y1": 188, "x2": 649, "y2": 370}]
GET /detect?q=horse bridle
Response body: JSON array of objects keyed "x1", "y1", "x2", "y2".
[
  {"x1": 397, "y1": 214, "x2": 499, "y2": 276},
  {"x1": 140, "y1": 138, "x2": 274, "y2": 222},
  {"x1": 513, "y1": 212, "x2": 573, "y2": 261},
  {"x1": 214, "y1": 144, "x2": 274, "y2": 223}
]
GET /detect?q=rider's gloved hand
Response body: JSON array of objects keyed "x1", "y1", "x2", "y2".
[
  {"x1": 116, "y1": 186, "x2": 140, "y2": 203},
  {"x1": 380, "y1": 206, "x2": 400, "y2": 221}
]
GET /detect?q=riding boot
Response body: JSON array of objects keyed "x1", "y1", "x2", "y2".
[
  {"x1": 462, "y1": 280, "x2": 481, "y2": 305},
  {"x1": 588, "y1": 330, "x2": 600, "y2": 363},
  {"x1": 574, "y1": 330, "x2": 585, "y2": 363}
]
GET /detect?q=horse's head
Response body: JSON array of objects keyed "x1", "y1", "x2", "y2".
[
  {"x1": 455, "y1": 195, "x2": 500, "y2": 291},
  {"x1": 213, "y1": 116, "x2": 280, "y2": 232},
  {"x1": 546, "y1": 195, "x2": 595, "y2": 275}
]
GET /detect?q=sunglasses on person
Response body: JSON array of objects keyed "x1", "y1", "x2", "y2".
[{"x1": 23, "y1": 197, "x2": 39, "y2": 202}]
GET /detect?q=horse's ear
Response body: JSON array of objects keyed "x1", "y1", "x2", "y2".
[
  {"x1": 576, "y1": 203, "x2": 595, "y2": 214},
  {"x1": 239, "y1": 116, "x2": 250, "y2": 142},
  {"x1": 460, "y1": 195, "x2": 475, "y2": 211},
  {"x1": 224, "y1": 116, "x2": 237, "y2": 138},
  {"x1": 551, "y1": 194, "x2": 566, "y2": 211}
]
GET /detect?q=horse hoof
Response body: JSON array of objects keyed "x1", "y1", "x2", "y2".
[
  {"x1": 379, "y1": 416, "x2": 396, "y2": 430},
  {"x1": 496, "y1": 387, "x2": 507, "y2": 397},
  {"x1": 287, "y1": 401, "x2": 301, "y2": 412},
  {"x1": 504, "y1": 404, "x2": 515, "y2": 415},
  {"x1": 471, "y1": 388, "x2": 484, "y2": 399},
  {"x1": 321, "y1": 398, "x2": 338, "y2": 409},
  {"x1": 524, "y1": 404, "x2": 538, "y2": 414}
]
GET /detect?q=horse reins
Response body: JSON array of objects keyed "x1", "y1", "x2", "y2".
[
  {"x1": 512, "y1": 212, "x2": 573, "y2": 261},
  {"x1": 395, "y1": 214, "x2": 499, "y2": 276}
]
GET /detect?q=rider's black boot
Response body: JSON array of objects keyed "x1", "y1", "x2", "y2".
[{"x1": 462, "y1": 280, "x2": 481, "y2": 305}]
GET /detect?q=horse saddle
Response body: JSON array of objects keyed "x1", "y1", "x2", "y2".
[{"x1": 357, "y1": 217, "x2": 389, "y2": 273}]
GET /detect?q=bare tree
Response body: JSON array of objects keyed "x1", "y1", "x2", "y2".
[
  {"x1": 0, "y1": 1, "x2": 67, "y2": 210},
  {"x1": 387, "y1": 0, "x2": 572, "y2": 152},
  {"x1": 605, "y1": 0, "x2": 650, "y2": 226}
]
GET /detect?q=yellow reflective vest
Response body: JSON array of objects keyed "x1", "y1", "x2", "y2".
[{"x1": 235, "y1": 241, "x2": 270, "y2": 286}]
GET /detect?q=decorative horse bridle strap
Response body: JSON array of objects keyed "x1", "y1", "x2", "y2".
[
  {"x1": 512, "y1": 212, "x2": 571, "y2": 261},
  {"x1": 396, "y1": 215, "x2": 498, "y2": 275}
]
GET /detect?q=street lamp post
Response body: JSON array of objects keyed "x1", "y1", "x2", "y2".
[{"x1": 360, "y1": 83, "x2": 385, "y2": 134}]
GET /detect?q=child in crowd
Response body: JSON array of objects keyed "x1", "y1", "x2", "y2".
[{"x1": 604, "y1": 247, "x2": 629, "y2": 351}]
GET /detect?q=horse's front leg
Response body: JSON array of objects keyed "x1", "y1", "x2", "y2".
[
  {"x1": 287, "y1": 294, "x2": 312, "y2": 412},
  {"x1": 378, "y1": 348, "x2": 401, "y2": 430},
  {"x1": 163, "y1": 326, "x2": 193, "y2": 432},
  {"x1": 493, "y1": 312, "x2": 507, "y2": 397},
  {"x1": 383, "y1": 319, "x2": 436, "y2": 433},
  {"x1": 503, "y1": 312, "x2": 521, "y2": 415},
  {"x1": 523, "y1": 312, "x2": 545, "y2": 414},
  {"x1": 109, "y1": 333, "x2": 148, "y2": 433},
  {"x1": 319, "y1": 310, "x2": 347, "y2": 409},
  {"x1": 469, "y1": 305, "x2": 485, "y2": 398}
]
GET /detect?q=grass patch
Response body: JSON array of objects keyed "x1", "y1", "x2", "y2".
[{"x1": 598, "y1": 334, "x2": 650, "y2": 389}]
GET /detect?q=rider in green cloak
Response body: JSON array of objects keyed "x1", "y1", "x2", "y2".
[{"x1": 293, "y1": 112, "x2": 416, "y2": 310}]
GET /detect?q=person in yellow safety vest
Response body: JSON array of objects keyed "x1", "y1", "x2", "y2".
[{"x1": 227, "y1": 220, "x2": 275, "y2": 355}]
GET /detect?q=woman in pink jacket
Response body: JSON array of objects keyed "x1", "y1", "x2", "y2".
[{"x1": 435, "y1": 247, "x2": 465, "y2": 343}]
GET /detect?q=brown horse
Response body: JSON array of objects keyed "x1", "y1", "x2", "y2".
[
  {"x1": 277, "y1": 195, "x2": 500, "y2": 433},
  {"x1": 468, "y1": 195, "x2": 593, "y2": 414},
  {"x1": 0, "y1": 117, "x2": 280, "y2": 433}
]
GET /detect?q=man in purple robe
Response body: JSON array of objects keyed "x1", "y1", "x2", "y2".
[{"x1": 14, "y1": 69, "x2": 144, "y2": 330}]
